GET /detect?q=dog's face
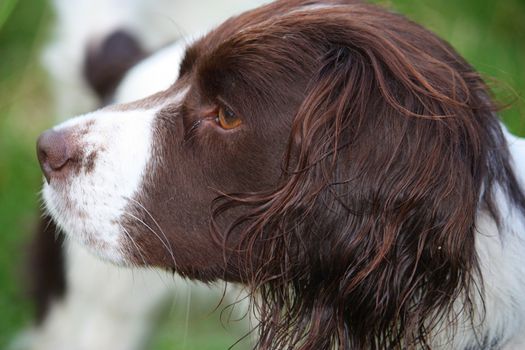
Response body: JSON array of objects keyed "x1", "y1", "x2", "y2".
[
  {"x1": 38, "y1": 0, "x2": 497, "y2": 280},
  {"x1": 39, "y1": 0, "x2": 320, "y2": 279}
]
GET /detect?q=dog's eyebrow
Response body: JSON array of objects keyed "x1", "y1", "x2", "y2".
[{"x1": 179, "y1": 45, "x2": 199, "y2": 77}]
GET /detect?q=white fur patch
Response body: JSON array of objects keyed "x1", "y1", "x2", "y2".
[{"x1": 42, "y1": 108, "x2": 156, "y2": 263}]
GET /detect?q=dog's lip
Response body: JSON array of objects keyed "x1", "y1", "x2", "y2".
[
  {"x1": 40, "y1": 161, "x2": 73, "y2": 185},
  {"x1": 41, "y1": 168, "x2": 51, "y2": 185},
  {"x1": 41, "y1": 170, "x2": 72, "y2": 187}
]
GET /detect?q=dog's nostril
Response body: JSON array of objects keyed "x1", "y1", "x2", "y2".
[{"x1": 36, "y1": 129, "x2": 72, "y2": 183}]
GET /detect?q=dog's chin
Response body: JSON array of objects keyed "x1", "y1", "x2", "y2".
[{"x1": 42, "y1": 181, "x2": 132, "y2": 266}]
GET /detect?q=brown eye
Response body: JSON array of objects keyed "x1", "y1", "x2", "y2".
[{"x1": 216, "y1": 106, "x2": 241, "y2": 130}]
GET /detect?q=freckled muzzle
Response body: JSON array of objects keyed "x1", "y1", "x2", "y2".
[{"x1": 37, "y1": 109, "x2": 158, "y2": 264}]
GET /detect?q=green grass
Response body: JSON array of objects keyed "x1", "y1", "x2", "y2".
[
  {"x1": 380, "y1": 0, "x2": 525, "y2": 135},
  {"x1": 0, "y1": 0, "x2": 52, "y2": 347},
  {"x1": 0, "y1": 1, "x2": 524, "y2": 349}
]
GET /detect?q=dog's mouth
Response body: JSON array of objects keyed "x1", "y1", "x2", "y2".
[
  {"x1": 42, "y1": 180, "x2": 129, "y2": 264},
  {"x1": 38, "y1": 108, "x2": 157, "y2": 264}
]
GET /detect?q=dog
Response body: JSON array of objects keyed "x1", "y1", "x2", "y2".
[{"x1": 36, "y1": 0, "x2": 525, "y2": 349}]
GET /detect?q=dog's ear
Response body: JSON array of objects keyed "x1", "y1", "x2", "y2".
[
  {"x1": 213, "y1": 16, "x2": 520, "y2": 349},
  {"x1": 237, "y1": 34, "x2": 507, "y2": 348},
  {"x1": 277, "y1": 42, "x2": 485, "y2": 348}
]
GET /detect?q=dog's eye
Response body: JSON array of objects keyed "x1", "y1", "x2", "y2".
[{"x1": 216, "y1": 107, "x2": 241, "y2": 130}]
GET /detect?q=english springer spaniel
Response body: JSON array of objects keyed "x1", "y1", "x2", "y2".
[{"x1": 37, "y1": 0, "x2": 525, "y2": 349}]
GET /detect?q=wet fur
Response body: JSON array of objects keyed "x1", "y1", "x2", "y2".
[{"x1": 40, "y1": 1, "x2": 525, "y2": 349}]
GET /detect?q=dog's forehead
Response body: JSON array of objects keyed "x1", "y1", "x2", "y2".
[{"x1": 177, "y1": 2, "x2": 351, "y2": 102}]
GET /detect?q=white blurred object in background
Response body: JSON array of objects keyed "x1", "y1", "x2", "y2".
[{"x1": 43, "y1": 0, "x2": 271, "y2": 119}]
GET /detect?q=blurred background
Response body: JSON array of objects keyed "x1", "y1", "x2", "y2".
[{"x1": 0, "y1": 0, "x2": 524, "y2": 349}]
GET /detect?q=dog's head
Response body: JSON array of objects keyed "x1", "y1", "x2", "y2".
[{"x1": 37, "y1": 0, "x2": 524, "y2": 348}]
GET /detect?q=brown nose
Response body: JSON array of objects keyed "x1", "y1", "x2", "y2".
[{"x1": 37, "y1": 129, "x2": 72, "y2": 183}]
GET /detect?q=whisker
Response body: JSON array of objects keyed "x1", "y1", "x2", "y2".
[
  {"x1": 124, "y1": 212, "x2": 175, "y2": 259},
  {"x1": 121, "y1": 211, "x2": 177, "y2": 267},
  {"x1": 124, "y1": 197, "x2": 177, "y2": 267},
  {"x1": 119, "y1": 223, "x2": 148, "y2": 267}
]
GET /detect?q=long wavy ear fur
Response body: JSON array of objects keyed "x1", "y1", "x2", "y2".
[{"x1": 212, "y1": 4, "x2": 525, "y2": 349}]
